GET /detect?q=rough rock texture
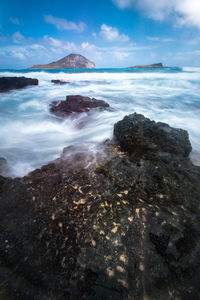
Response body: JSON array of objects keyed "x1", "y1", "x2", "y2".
[
  {"x1": 51, "y1": 80, "x2": 70, "y2": 85},
  {"x1": 0, "y1": 113, "x2": 200, "y2": 300},
  {"x1": 50, "y1": 95, "x2": 110, "y2": 117},
  {"x1": 114, "y1": 113, "x2": 192, "y2": 160},
  {"x1": 29, "y1": 54, "x2": 95, "y2": 69},
  {"x1": 130, "y1": 63, "x2": 163, "y2": 68},
  {"x1": 0, "y1": 77, "x2": 38, "y2": 92}
]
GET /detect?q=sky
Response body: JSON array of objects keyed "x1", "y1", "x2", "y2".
[{"x1": 0, "y1": 0, "x2": 200, "y2": 68}]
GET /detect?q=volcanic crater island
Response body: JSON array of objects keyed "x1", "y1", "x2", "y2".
[
  {"x1": 28, "y1": 53, "x2": 95, "y2": 69},
  {"x1": 0, "y1": 54, "x2": 200, "y2": 299}
]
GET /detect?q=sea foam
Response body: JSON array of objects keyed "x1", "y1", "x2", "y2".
[{"x1": 0, "y1": 67, "x2": 200, "y2": 177}]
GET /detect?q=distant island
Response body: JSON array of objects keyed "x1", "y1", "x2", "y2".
[
  {"x1": 28, "y1": 53, "x2": 95, "y2": 70},
  {"x1": 129, "y1": 63, "x2": 164, "y2": 69}
]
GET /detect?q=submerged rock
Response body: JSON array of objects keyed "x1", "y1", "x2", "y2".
[
  {"x1": 51, "y1": 79, "x2": 70, "y2": 85},
  {"x1": 0, "y1": 76, "x2": 38, "y2": 92},
  {"x1": 0, "y1": 113, "x2": 200, "y2": 299},
  {"x1": 50, "y1": 95, "x2": 110, "y2": 117}
]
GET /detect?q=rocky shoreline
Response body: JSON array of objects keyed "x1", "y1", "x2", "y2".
[
  {"x1": 0, "y1": 77, "x2": 38, "y2": 92},
  {"x1": 0, "y1": 112, "x2": 200, "y2": 299}
]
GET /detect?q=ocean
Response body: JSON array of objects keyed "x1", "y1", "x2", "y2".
[{"x1": 0, "y1": 67, "x2": 200, "y2": 177}]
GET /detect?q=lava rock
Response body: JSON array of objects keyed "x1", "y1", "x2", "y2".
[
  {"x1": 50, "y1": 95, "x2": 110, "y2": 117},
  {"x1": 0, "y1": 77, "x2": 38, "y2": 92},
  {"x1": 51, "y1": 80, "x2": 70, "y2": 85},
  {"x1": 0, "y1": 113, "x2": 200, "y2": 300},
  {"x1": 114, "y1": 113, "x2": 192, "y2": 160}
]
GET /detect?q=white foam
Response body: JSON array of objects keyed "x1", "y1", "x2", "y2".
[{"x1": 0, "y1": 68, "x2": 200, "y2": 177}]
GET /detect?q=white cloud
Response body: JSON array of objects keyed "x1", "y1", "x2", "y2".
[
  {"x1": 147, "y1": 37, "x2": 175, "y2": 42},
  {"x1": 12, "y1": 32, "x2": 25, "y2": 43},
  {"x1": 44, "y1": 15, "x2": 86, "y2": 32},
  {"x1": 92, "y1": 32, "x2": 97, "y2": 38},
  {"x1": 9, "y1": 17, "x2": 20, "y2": 25},
  {"x1": 100, "y1": 24, "x2": 130, "y2": 42},
  {"x1": 81, "y1": 42, "x2": 96, "y2": 51},
  {"x1": 111, "y1": 51, "x2": 130, "y2": 60},
  {"x1": 43, "y1": 36, "x2": 77, "y2": 51},
  {"x1": 112, "y1": 0, "x2": 200, "y2": 29}
]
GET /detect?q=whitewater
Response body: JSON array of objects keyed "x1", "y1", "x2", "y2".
[{"x1": 0, "y1": 67, "x2": 200, "y2": 177}]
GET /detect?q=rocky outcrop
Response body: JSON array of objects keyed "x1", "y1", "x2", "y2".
[
  {"x1": 114, "y1": 113, "x2": 192, "y2": 160},
  {"x1": 0, "y1": 113, "x2": 200, "y2": 299},
  {"x1": 0, "y1": 77, "x2": 38, "y2": 92},
  {"x1": 29, "y1": 54, "x2": 95, "y2": 69},
  {"x1": 129, "y1": 63, "x2": 164, "y2": 68},
  {"x1": 51, "y1": 80, "x2": 70, "y2": 85},
  {"x1": 50, "y1": 95, "x2": 110, "y2": 117}
]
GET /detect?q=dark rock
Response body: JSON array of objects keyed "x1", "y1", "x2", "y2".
[
  {"x1": 50, "y1": 95, "x2": 110, "y2": 117},
  {"x1": 114, "y1": 113, "x2": 192, "y2": 160},
  {"x1": 51, "y1": 80, "x2": 70, "y2": 85},
  {"x1": 0, "y1": 77, "x2": 38, "y2": 92},
  {"x1": 29, "y1": 53, "x2": 95, "y2": 69},
  {"x1": 0, "y1": 114, "x2": 200, "y2": 299}
]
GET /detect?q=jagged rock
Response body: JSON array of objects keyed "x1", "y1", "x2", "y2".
[
  {"x1": 114, "y1": 113, "x2": 192, "y2": 160},
  {"x1": 51, "y1": 80, "x2": 70, "y2": 85},
  {"x1": 29, "y1": 54, "x2": 95, "y2": 69},
  {"x1": 0, "y1": 77, "x2": 38, "y2": 92},
  {"x1": 50, "y1": 95, "x2": 110, "y2": 117},
  {"x1": 0, "y1": 114, "x2": 200, "y2": 299}
]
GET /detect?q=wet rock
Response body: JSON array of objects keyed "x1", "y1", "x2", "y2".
[
  {"x1": 0, "y1": 77, "x2": 38, "y2": 92},
  {"x1": 0, "y1": 113, "x2": 200, "y2": 299},
  {"x1": 50, "y1": 95, "x2": 110, "y2": 117},
  {"x1": 114, "y1": 113, "x2": 192, "y2": 160},
  {"x1": 51, "y1": 80, "x2": 70, "y2": 84}
]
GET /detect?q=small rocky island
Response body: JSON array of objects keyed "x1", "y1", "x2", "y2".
[
  {"x1": 0, "y1": 76, "x2": 38, "y2": 92},
  {"x1": 29, "y1": 54, "x2": 95, "y2": 69},
  {"x1": 129, "y1": 63, "x2": 164, "y2": 68},
  {"x1": 0, "y1": 112, "x2": 200, "y2": 299}
]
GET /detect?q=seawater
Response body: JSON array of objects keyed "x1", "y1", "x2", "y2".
[{"x1": 0, "y1": 67, "x2": 200, "y2": 177}]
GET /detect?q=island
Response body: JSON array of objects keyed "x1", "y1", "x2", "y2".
[
  {"x1": 28, "y1": 53, "x2": 95, "y2": 69},
  {"x1": 129, "y1": 62, "x2": 164, "y2": 68}
]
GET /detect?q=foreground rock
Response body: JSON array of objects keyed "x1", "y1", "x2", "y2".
[
  {"x1": 0, "y1": 113, "x2": 200, "y2": 299},
  {"x1": 51, "y1": 79, "x2": 70, "y2": 85},
  {"x1": 114, "y1": 113, "x2": 192, "y2": 160},
  {"x1": 0, "y1": 77, "x2": 38, "y2": 92},
  {"x1": 50, "y1": 95, "x2": 110, "y2": 117},
  {"x1": 29, "y1": 53, "x2": 95, "y2": 69}
]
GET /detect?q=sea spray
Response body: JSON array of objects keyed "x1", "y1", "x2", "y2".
[{"x1": 0, "y1": 67, "x2": 200, "y2": 177}]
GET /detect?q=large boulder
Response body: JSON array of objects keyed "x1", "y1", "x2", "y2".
[
  {"x1": 50, "y1": 95, "x2": 110, "y2": 117},
  {"x1": 0, "y1": 77, "x2": 38, "y2": 92},
  {"x1": 0, "y1": 113, "x2": 200, "y2": 299},
  {"x1": 114, "y1": 113, "x2": 192, "y2": 160}
]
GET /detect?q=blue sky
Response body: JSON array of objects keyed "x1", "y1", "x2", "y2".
[{"x1": 0, "y1": 0, "x2": 200, "y2": 68}]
